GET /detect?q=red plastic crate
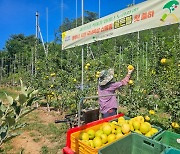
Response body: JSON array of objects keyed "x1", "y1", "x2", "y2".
[
  {"x1": 62, "y1": 147, "x2": 74, "y2": 154},
  {"x1": 65, "y1": 113, "x2": 124, "y2": 148}
]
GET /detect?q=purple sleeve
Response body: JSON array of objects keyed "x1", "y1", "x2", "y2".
[{"x1": 107, "y1": 75, "x2": 130, "y2": 91}]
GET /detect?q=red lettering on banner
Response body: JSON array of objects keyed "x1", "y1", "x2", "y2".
[
  {"x1": 141, "y1": 12, "x2": 148, "y2": 20},
  {"x1": 109, "y1": 24, "x2": 112, "y2": 30},
  {"x1": 87, "y1": 28, "x2": 101, "y2": 36},
  {"x1": 134, "y1": 10, "x2": 154, "y2": 22},
  {"x1": 101, "y1": 24, "x2": 113, "y2": 32},
  {"x1": 148, "y1": 10, "x2": 154, "y2": 18},
  {"x1": 96, "y1": 28, "x2": 101, "y2": 33},
  {"x1": 81, "y1": 32, "x2": 86, "y2": 38},
  {"x1": 134, "y1": 14, "x2": 140, "y2": 22},
  {"x1": 72, "y1": 34, "x2": 80, "y2": 40},
  {"x1": 87, "y1": 30, "x2": 91, "y2": 35}
]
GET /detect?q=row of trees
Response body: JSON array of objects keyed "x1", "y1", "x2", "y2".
[{"x1": 0, "y1": 11, "x2": 98, "y2": 85}]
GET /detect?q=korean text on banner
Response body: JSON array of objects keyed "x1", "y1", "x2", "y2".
[{"x1": 62, "y1": 0, "x2": 180, "y2": 50}]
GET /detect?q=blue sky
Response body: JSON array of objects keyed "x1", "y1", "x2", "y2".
[{"x1": 0, "y1": 0, "x2": 145, "y2": 50}]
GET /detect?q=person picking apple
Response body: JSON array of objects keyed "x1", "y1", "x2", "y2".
[{"x1": 98, "y1": 65, "x2": 134, "y2": 118}]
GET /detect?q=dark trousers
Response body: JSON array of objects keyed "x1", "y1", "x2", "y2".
[{"x1": 102, "y1": 108, "x2": 117, "y2": 118}]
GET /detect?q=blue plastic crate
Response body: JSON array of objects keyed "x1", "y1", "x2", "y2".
[{"x1": 164, "y1": 148, "x2": 180, "y2": 154}]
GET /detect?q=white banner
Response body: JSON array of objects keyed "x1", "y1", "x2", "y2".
[{"x1": 62, "y1": 0, "x2": 180, "y2": 50}]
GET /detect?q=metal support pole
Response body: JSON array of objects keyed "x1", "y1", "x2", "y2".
[
  {"x1": 137, "y1": 31, "x2": 139, "y2": 81},
  {"x1": 31, "y1": 47, "x2": 34, "y2": 75},
  {"x1": 35, "y1": 12, "x2": 39, "y2": 76},
  {"x1": 81, "y1": 0, "x2": 84, "y2": 91},
  {"x1": 145, "y1": 42, "x2": 148, "y2": 77},
  {"x1": 179, "y1": 21, "x2": 180, "y2": 44},
  {"x1": 38, "y1": 26, "x2": 47, "y2": 56},
  {"x1": 76, "y1": 0, "x2": 78, "y2": 27},
  {"x1": 36, "y1": 12, "x2": 39, "y2": 38},
  {"x1": 82, "y1": 0, "x2": 84, "y2": 25},
  {"x1": 133, "y1": 0, "x2": 135, "y2": 5},
  {"x1": 46, "y1": 7, "x2": 49, "y2": 56},
  {"x1": 81, "y1": 48, "x2": 84, "y2": 90},
  {"x1": 78, "y1": 98, "x2": 84, "y2": 126},
  {"x1": 119, "y1": 46, "x2": 122, "y2": 79},
  {"x1": 99, "y1": 0, "x2": 101, "y2": 18},
  {"x1": 0, "y1": 56, "x2": 3, "y2": 82},
  {"x1": 61, "y1": 0, "x2": 64, "y2": 26}
]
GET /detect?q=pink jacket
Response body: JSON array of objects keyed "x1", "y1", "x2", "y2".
[{"x1": 98, "y1": 75, "x2": 130, "y2": 114}]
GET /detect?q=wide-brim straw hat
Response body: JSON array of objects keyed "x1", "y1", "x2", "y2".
[{"x1": 99, "y1": 68, "x2": 114, "y2": 86}]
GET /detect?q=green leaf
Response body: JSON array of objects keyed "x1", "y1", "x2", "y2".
[
  {"x1": 0, "y1": 110, "x2": 3, "y2": 118},
  {"x1": 30, "y1": 90, "x2": 38, "y2": 97},
  {"x1": 27, "y1": 89, "x2": 34, "y2": 98},
  {"x1": 20, "y1": 79, "x2": 28, "y2": 96},
  {"x1": 15, "y1": 95, "x2": 19, "y2": 101},
  {"x1": 20, "y1": 79, "x2": 23, "y2": 87},
  {"x1": 18, "y1": 94, "x2": 27, "y2": 105},
  {"x1": 0, "y1": 125, "x2": 8, "y2": 140},
  {"x1": 27, "y1": 97, "x2": 35, "y2": 106},
  {"x1": 11, "y1": 101, "x2": 21, "y2": 116},
  {"x1": 6, "y1": 116, "x2": 16, "y2": 127},
  {"x1": 11, "y1": 101, "x2": 17, "y2": 108},
  {"x1": 0, "y1": 131, "x2": 7, "y2": 140},
  {"x1": 15, "y1": 106, "x2": 21, "y2": 116},
  {"x1": 6, "y1": 95, "x2": 14, "y2": 105},
  {"x1": 21, "y1": 88, "x2": 27, "y2": 96},
  {"x1": 0, "y1": 104, "x2": 6, "y2": 112}
]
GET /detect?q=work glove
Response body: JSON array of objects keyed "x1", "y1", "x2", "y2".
[{"x1": 128, "y1": 69, "x2": 134, "y2": 75}]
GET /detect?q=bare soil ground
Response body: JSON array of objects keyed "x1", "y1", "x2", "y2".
[{"x1": 1, "y1": 107, "x2": 67, "y2": 154}]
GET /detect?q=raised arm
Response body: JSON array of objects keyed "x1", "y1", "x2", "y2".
[{"x1": 107, "y1": 66, "x2": 134, "y2": 90}]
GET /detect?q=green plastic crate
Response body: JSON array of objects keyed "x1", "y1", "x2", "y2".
[
  {"x1": 98, "y1": 133, "x2": 167, "y2": 154},
  {"x1": 164, "y1": 148, "x2": 180, "y2": 154},
  {"x1": 154, "y1": 130, "x2": 180, "y2": 150}
]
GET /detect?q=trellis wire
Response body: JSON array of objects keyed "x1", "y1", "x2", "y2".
[
  {"x1": 136, "y1": 31, "x2": 140, "y2": 81},
  {"x1": 145, "y1": 42, "x2": 148, "y2": 77}
]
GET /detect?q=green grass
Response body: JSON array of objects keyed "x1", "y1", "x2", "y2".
[
  {"x1": 20, "y1": 110, "x2": 67, "y2": 136},
  {"x1": 24, "y1": 122, "x2": 67, "y2": 140},
  {"x1": 1, "y1": 108, "x2": 67, "y2": 153},
  {"x1": 46, "y1": 145, "x2": 63, "y2": 154},
  {"x1": 23, "y1": 110, "x2": 67, "y2": 150},
  {"x1": 29, "y1": 132, "x2": 37, "y2": 137},
  {"x1": 19, "y1": 148, "x2": 25, "y2": 154},
  {"x1": 33, "y1": 137, "x2": 41, "y2": 142},
  {"x1": 0, "y1": 140, "x2": 14, "y2": 154},
  {"x1": 41, "y1": 146, "x2": 49, "y2": 154}
]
